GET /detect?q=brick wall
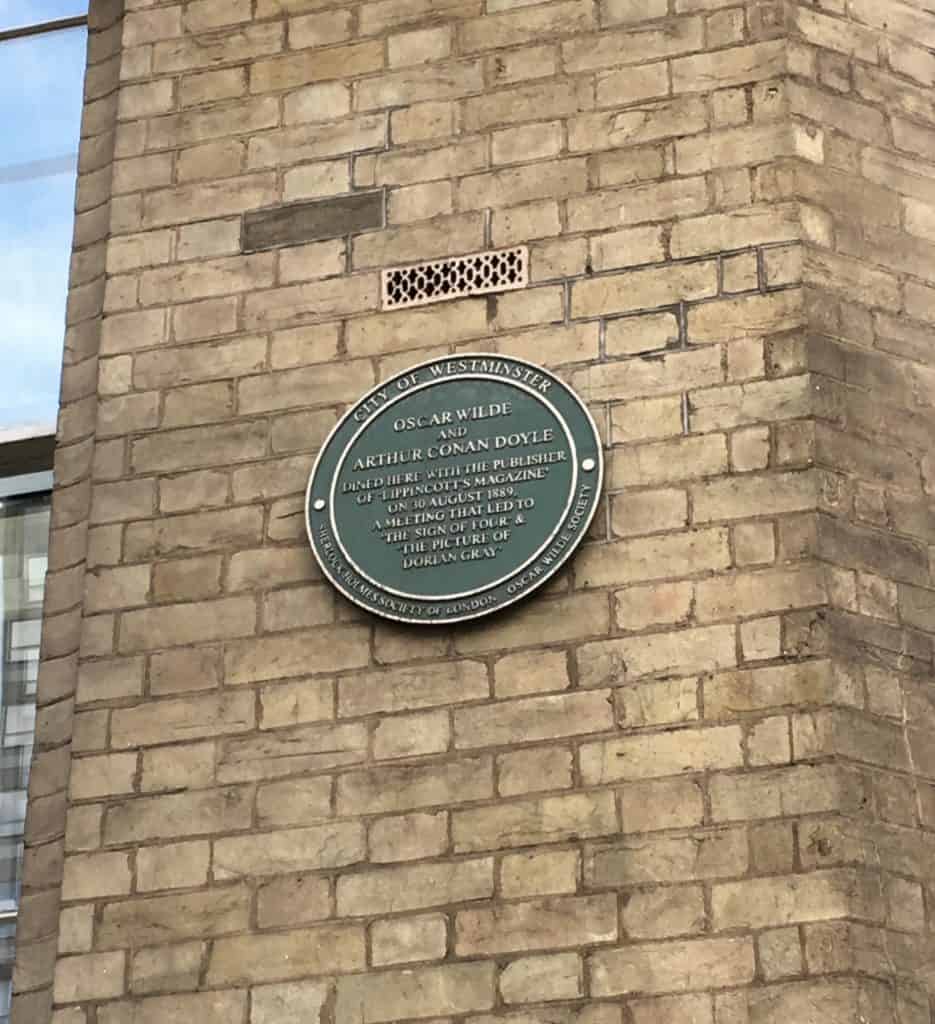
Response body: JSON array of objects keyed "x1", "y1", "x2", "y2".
[
  {"x1": 13, "y1": 1, "x2": 935, "y2": 1022},
  {"x1": 790, "y1": 2, "x2": 935, "y2": 1017},
  {"x1": 10, "y1": 2, "x2": 124, "y2": 1020}
]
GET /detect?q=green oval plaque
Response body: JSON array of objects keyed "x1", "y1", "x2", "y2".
[{"x1": 306, "y1": 354, "x2": 602, "y2": 624}]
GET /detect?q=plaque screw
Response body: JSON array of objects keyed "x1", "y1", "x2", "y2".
[
  {"x1": 313, "y1": 499, "x2": 326, "y2": 511},
  {"x1": 582, "y1": 458, "x2": 596, "y2": 472}
]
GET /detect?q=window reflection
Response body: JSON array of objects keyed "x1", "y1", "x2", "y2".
[
  {"x1": 0, "y1": 7, "x2": 85, "y2": 1021},
  {"x1": 0, "y1": 23, "x2": 86, "y2": 434},
  {"x1": 0, "y1": 490, "x2": 48, "y2": 1022}
]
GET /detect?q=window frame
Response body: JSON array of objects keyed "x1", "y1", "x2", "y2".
[
  {"x1": 0, "y1": 14, "x2": 87, "y2": 44},
  {"x1": 0, "y1": 432, "x2": 55, "y2": 480}
]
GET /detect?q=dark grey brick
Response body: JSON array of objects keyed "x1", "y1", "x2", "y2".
[
  {"x1": 243, "y1": 191, "x2": 384, "y2": 253},
  {"x1": 814, "y1": 422, "x2": 919, "y2": 490},
  {"x1": 827, "y1": 609, "x2": 931, "y2": 667},
  {"x1": 818, "y1": 514, "x2": 930, "y2": 587},
  {"x1": 899, "y1": 583, "x2": 935, "y2": 633}
]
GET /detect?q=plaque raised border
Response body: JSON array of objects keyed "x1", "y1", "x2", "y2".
[{"x1": 305, "y1": 354, "x2": 602, "y2": 625}]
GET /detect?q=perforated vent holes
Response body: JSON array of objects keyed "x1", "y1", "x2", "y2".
[{"x1": 381, "y1": 246, "x2": 528, "y2": 310}]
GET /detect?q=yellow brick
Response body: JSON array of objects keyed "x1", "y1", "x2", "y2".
[
  {"x1": 577, "y1": 627, "x2": 737, "y2": 692},
  {"x1": 571, "y1": 261, "x2": 717, "y2": 318}
]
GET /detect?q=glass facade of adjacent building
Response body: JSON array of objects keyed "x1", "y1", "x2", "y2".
[
  {"x1": 0, "y1": 12, "x2": 87, "y2": 440},
  {"x1": 0, "y1": 8, "x2": 87, "y2": 1019},
  {"x1": 0, "y1": 482, "x2": 51, "y2": 1015}
]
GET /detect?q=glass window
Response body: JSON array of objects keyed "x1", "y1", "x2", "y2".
[
  {"x1": 0, "y1": 486, "x2": 49, "y2": 1021},
  {"x1": 0, "y1": 21, "x2": 86, "y2": 435},
  {"x1": 0, "y1": 7, "x2": 87, "y2": 1020}
]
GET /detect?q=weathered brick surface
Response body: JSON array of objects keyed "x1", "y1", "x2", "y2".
[
  {"x1": 784, "y1": 3, "x2": 935, "y2": 1017},
  {"x1": 243, "y1": 191, "x2": 384, "y2": 252},
  {"x1": 15, "y1": 1, "x2": 935, "y2": 1022}
]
